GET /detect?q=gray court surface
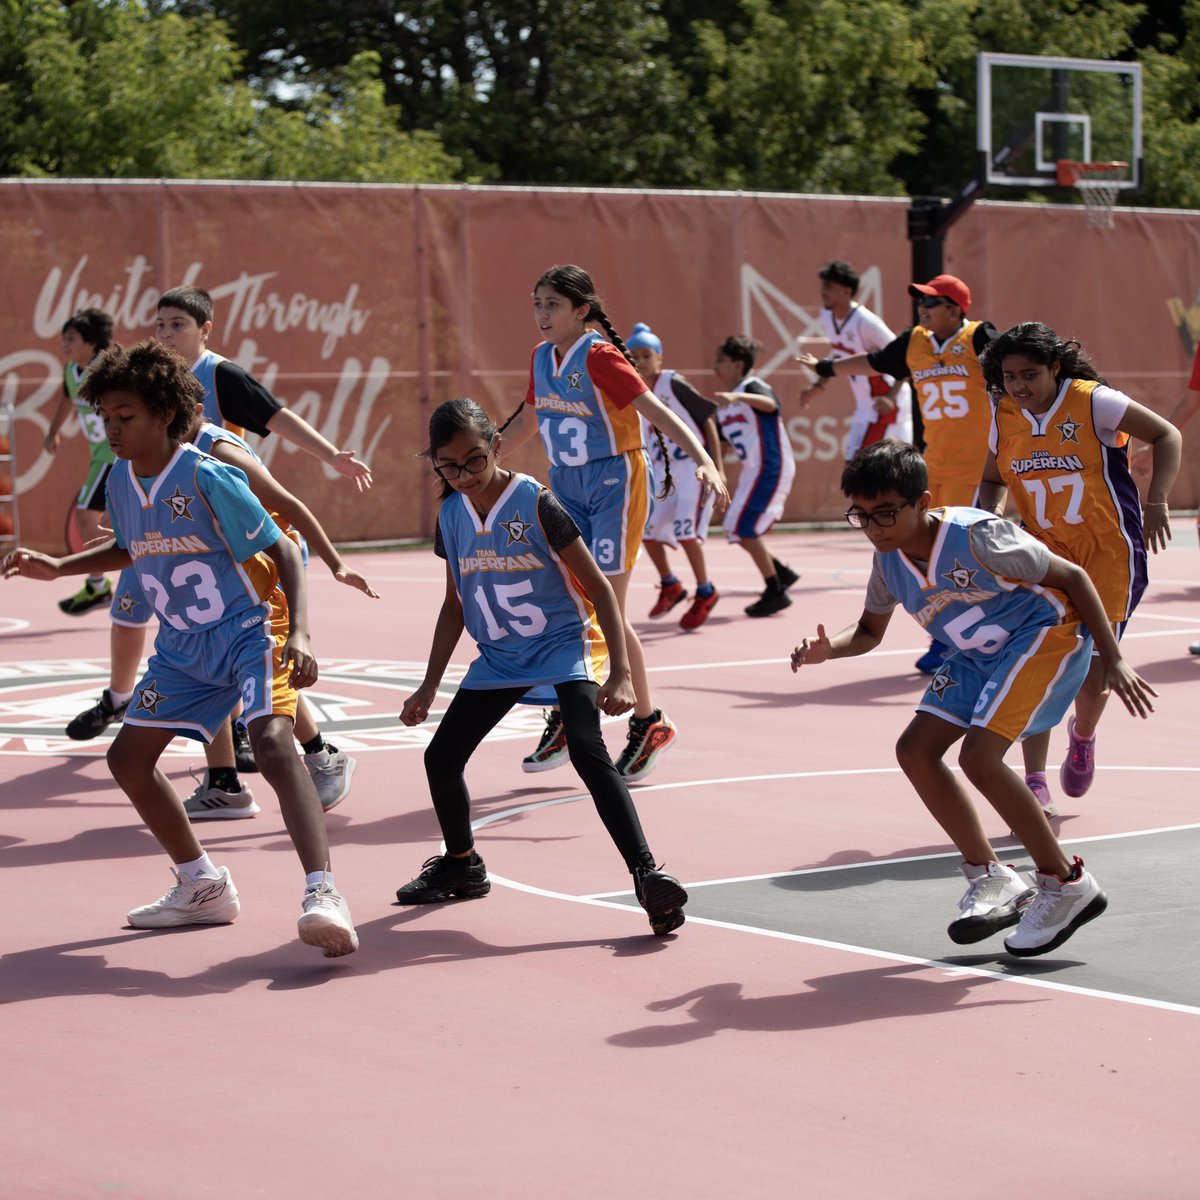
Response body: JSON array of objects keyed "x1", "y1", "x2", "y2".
[{"x1": 611, "y1": 827, "x2": 1200, "y2": 1009}]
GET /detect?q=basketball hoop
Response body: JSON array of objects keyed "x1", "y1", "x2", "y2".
[{"x1": 1056, "y1": 160, "x2": 1129, "y2": 230}]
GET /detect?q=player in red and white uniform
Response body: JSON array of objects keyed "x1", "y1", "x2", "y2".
[{"x1": 800, "y1": 260, "x2": 912, "y2": 457}]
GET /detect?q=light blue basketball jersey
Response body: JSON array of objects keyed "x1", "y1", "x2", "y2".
[
  {"x1": 191, "y1": 350, "x2": 228, "y2": 429},
  {"x1": 440, "y1": 473, "x2": 606, "y2": 691},
  {"x1": 875, "y1": 508, "x2": 1070, "y2": 666},
  {"x1": 106, "y1": 442, "x2": 282, "y2": 636},
  {"x1": 530, "y1": 332, "x2": 643, "y2": 466}
]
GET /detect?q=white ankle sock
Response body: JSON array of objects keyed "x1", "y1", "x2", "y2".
[
  {"x1": 305, "y1": 870, "x2": 334, "y2": 891},
  {"x1": 177, "y1": 853, "x2": 220, "y2": 881}
]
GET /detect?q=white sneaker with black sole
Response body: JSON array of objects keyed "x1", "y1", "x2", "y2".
[
  {"x1": 182, "y1": 769, "x2": 260, "y2": 821},
  {"x1": 298, "y1": 879, "x2": 359, "y2": 957},
  {"x1": 127, "y1": 866, "x2": 240, "y2": 928},
  {"x1": 1004, "y1": 858, "x2": 1107, "y2": 957},
  {"x1": 948, "y1": 861, "x2": 1036, "y2": 944}
]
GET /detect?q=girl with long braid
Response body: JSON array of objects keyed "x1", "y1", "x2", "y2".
[{"x1": 499, "y1": 265, "x2": 728, "y2": 781}]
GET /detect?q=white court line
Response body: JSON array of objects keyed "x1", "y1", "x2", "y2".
[
  {"x1": 0, "y1": 617, "x2": 31, "y2": 635},
  {"x1": 469, "y1": 770, "x2": 1200, "y2": 1018}
]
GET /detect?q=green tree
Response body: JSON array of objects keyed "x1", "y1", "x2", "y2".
[{"x1": 0, "y1": 0, "x2": 460, "y2": 182}]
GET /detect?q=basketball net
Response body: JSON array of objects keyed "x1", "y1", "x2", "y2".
[{"x1": 1056, "y1": 161, "x2": 1129, "y2": 230}]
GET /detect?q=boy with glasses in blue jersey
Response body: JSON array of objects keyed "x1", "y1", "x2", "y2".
[{"x1": 789, "y1": 439, "x2": 1157, "y2": 957}]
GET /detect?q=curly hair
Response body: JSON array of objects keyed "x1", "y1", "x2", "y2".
[
  {"x1": 981, "y1": 321, "x2": 1106, "y2": 395},
  {"x1": 79, "y1": 340, "x2": 204, "y2": 441}
]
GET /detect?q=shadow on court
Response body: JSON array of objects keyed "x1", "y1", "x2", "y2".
[
  {"x1": 608, "y1": 962, "x2": 1038, "y2": 1047},
  {"x1": 0, "y1": 912, "x2": 673, "y2": 1006}
]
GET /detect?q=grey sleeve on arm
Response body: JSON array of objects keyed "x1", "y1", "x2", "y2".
[
  {"x1": 863, "y1": 554, "x2": 899, "y2": 614},
  {"x1": 969, "y1": 518, "x2": 1052, "y2": 583}
]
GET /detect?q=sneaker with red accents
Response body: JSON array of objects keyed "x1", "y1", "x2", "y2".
[
  {"x1": 649, "y1": 580, "x2": 687, "y2": 618},
  {"x1": 616, "y1": 709, "x2": 676, "y2": 782},
  {"x1": 1024, "y1": 773, "x2": 1059, "y2": 817},
  {"x1": 1059, "y1": 717, "x2": 1096, "y2": 798},
  {"x1": 1003, "y1": 858, "x2": 1107, "y2": 957},
  {"x1": 521, "y1": 710, "x2": 568, "y2": 773},
  {"x1": 679, "y1": 588, "x2": 719, "y2": 630}
]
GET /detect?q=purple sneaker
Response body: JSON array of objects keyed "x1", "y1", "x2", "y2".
[
  {"x1": 1059, "y1": 717, "x2": 1096, "y2": 798},
  {"x1": 1024, "y1": 773, "x2": 1059, "y2": 817}
]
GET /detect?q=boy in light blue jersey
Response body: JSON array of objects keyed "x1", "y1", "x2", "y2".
[
  {"x1": 2, "y1": 341, "x2": 358, "y2": 957},
  {"x1": 790, "y1": 439, "x2": 1157, "y2": 958}
]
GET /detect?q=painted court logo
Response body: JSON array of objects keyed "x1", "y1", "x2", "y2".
[{"x1": 0, "y1": 658, "x2": 548, "y2": 758}]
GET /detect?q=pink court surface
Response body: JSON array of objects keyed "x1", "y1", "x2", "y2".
[{"x1": 3, "y1": 527, "x2": 1199, "y2": 1198}]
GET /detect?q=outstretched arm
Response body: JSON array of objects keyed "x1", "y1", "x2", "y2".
[
  {"x1": 790, "y1": 608, "x2": 892, "y2": 671},
  {"x1": 2, "y1": 540, "x2": 131, "y2": 581},
  {"x1": 632, "y1": 392, "x2": 729, "y2": 512},
  {"x1": 265, "y1": 408, "x2": 373, "y2": 491}
]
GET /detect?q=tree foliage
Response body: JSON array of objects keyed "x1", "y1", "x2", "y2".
[
  {"x1": 0, "y1": 0, "x2": 460, "y2": 181},
  {"x1": 4, "y1": 0, "x2": 1200, "y2": 209}
]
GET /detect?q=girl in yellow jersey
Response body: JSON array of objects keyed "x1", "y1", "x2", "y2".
[{"x1": 979, "y1": 323, "x2": 1181, "y2": 814}]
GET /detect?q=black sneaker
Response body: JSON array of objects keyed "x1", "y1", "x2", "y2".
[
  {"x1": 744, "y1": 584, "x2": 793, "y2": 618},
  {"x1": 774, "y1": 563, "x2": 800, "y2": 592},
  {"x1": 521, "y1": 710, "x2": 568, "y2": 773},
  {"x1": 634, "y1": 865, "x2": 688, "y2": 935},
  {"x1": 57, "y1": 578, "x2": 112, "y2": 616},
  {"x1": 231, "y1": 719, "x2": 258, "y2": 773},
  {"x1": 395, "y1": 854, "x2": 491, "y2": 904},
  {"x1": 66, "y1": 690, "x2": 129, "y2": 740}
]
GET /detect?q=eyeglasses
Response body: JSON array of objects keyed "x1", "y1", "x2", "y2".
[
  {"x1": 916, "y1": 295, "x2": 952, "y2": 309},
  {"x1": 845, "y1": 498, "x2": 917, "y2": 529},
  {"x1": 433, "y1": 438, "x2": 493, "y2": 481}
]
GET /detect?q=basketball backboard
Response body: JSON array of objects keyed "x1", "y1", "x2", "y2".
[{"x1": 978, "y1": 52, "x2": 1142, "y2": 190}]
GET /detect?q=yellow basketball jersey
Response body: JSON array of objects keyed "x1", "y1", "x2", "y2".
[
  {"x1": 992, "y1": 378, "x2": 1146, "y2": 622},
  {"x1": 906, "y1": 322, "x2": 991, "y2": 506}
]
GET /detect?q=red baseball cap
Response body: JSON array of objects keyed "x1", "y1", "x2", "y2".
[{"x1": 908, "y1": 274, "x2": 971, "y2": 314}]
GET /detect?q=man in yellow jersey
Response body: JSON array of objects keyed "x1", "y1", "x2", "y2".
[{"x1": 799, "y1": 274, "x2": 999, "y2": 673}]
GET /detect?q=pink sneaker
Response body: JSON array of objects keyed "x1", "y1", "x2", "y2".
[
  {"x1": 1059, "y1": 717, "x2": 1096, "y2": 798},
  {"x1": 1024, "y1": 773, "x2": 1059, "y2": 817}
]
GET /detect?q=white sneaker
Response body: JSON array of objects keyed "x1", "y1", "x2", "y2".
[
  {"x1": 182, "y1": 769, "x2": 260, "y2": 821},
  {"x1": 947, "y1": 861, "x2": 1036, "y2": 945},
  {"x1": 303, "y1": 748, "x2": 356, "y2": 812},
  {"x1": 1004, "y1": 858, "x2": 1107, "y2": 957},
  {"x1": 127, "y1": 866, "x2": 241, "y2": 928},
  {"x1": 298, "y1": 880, "x2": 359, "y2": 957}
]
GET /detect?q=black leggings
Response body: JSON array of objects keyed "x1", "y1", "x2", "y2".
[{"x1": 423, "y1": 680, "x2": 655, "y2": 873}]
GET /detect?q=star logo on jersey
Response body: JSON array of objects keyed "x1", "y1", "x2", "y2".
[
  {"x1": 499, "y1": 514, "x2": 534, "y2": 547},
  {"x1": 564, "y1": 369, "x2": 585, "y2": 392},
  {"x1": 950, "y1": 343, "x2": 966, "y2": 355},
  {"x1": 1055, "y1": 415, "x2": 1082, "y2": 444},
  {"x1": 162, "y1": 486, "x2": 195, "y2": 523},
  {"x1": 941, "y1": 559, "x2": 978, "y2": 590},
  {"x1": 928, "y1": 664, "x2": 958, "y2": 702},
  {"x1": 135, "y1": 679, "x2": 167, "y2": 714},
  {"x1": 114, "y1": 591, "x2": 140, "y2": 617}
]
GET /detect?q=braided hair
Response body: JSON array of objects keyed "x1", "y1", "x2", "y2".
[
  {"x1": 502, "y1": 264, "x2": 674, "y2": 498},
  {"x1": 981, "y1": 321, "x2": 1106, "y2": 396}
]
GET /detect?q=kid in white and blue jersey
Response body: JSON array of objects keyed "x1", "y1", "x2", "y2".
[
  {"x1": 790, "y1": 439, "x2": 1157, "y2": 958},
  {"x1": 626, "y1": 322, "x2": 725, "y2": 631},
  {"x1": 2, "y1": 341, "x2": 358, "y2": 957},
  {"x1": 712, "y1": 335, "x2": 799, "y2": 618},
  {"x1": 496, "y1": 266, "x2": 728, "y2": 783},
  {"x1": 396, "y1": 398, "x2": 689, "y2": 936}
]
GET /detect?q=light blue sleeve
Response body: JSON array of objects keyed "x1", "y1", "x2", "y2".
[{"x1": 195, "y1": 460, "x2": 281, "y2": 562}]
